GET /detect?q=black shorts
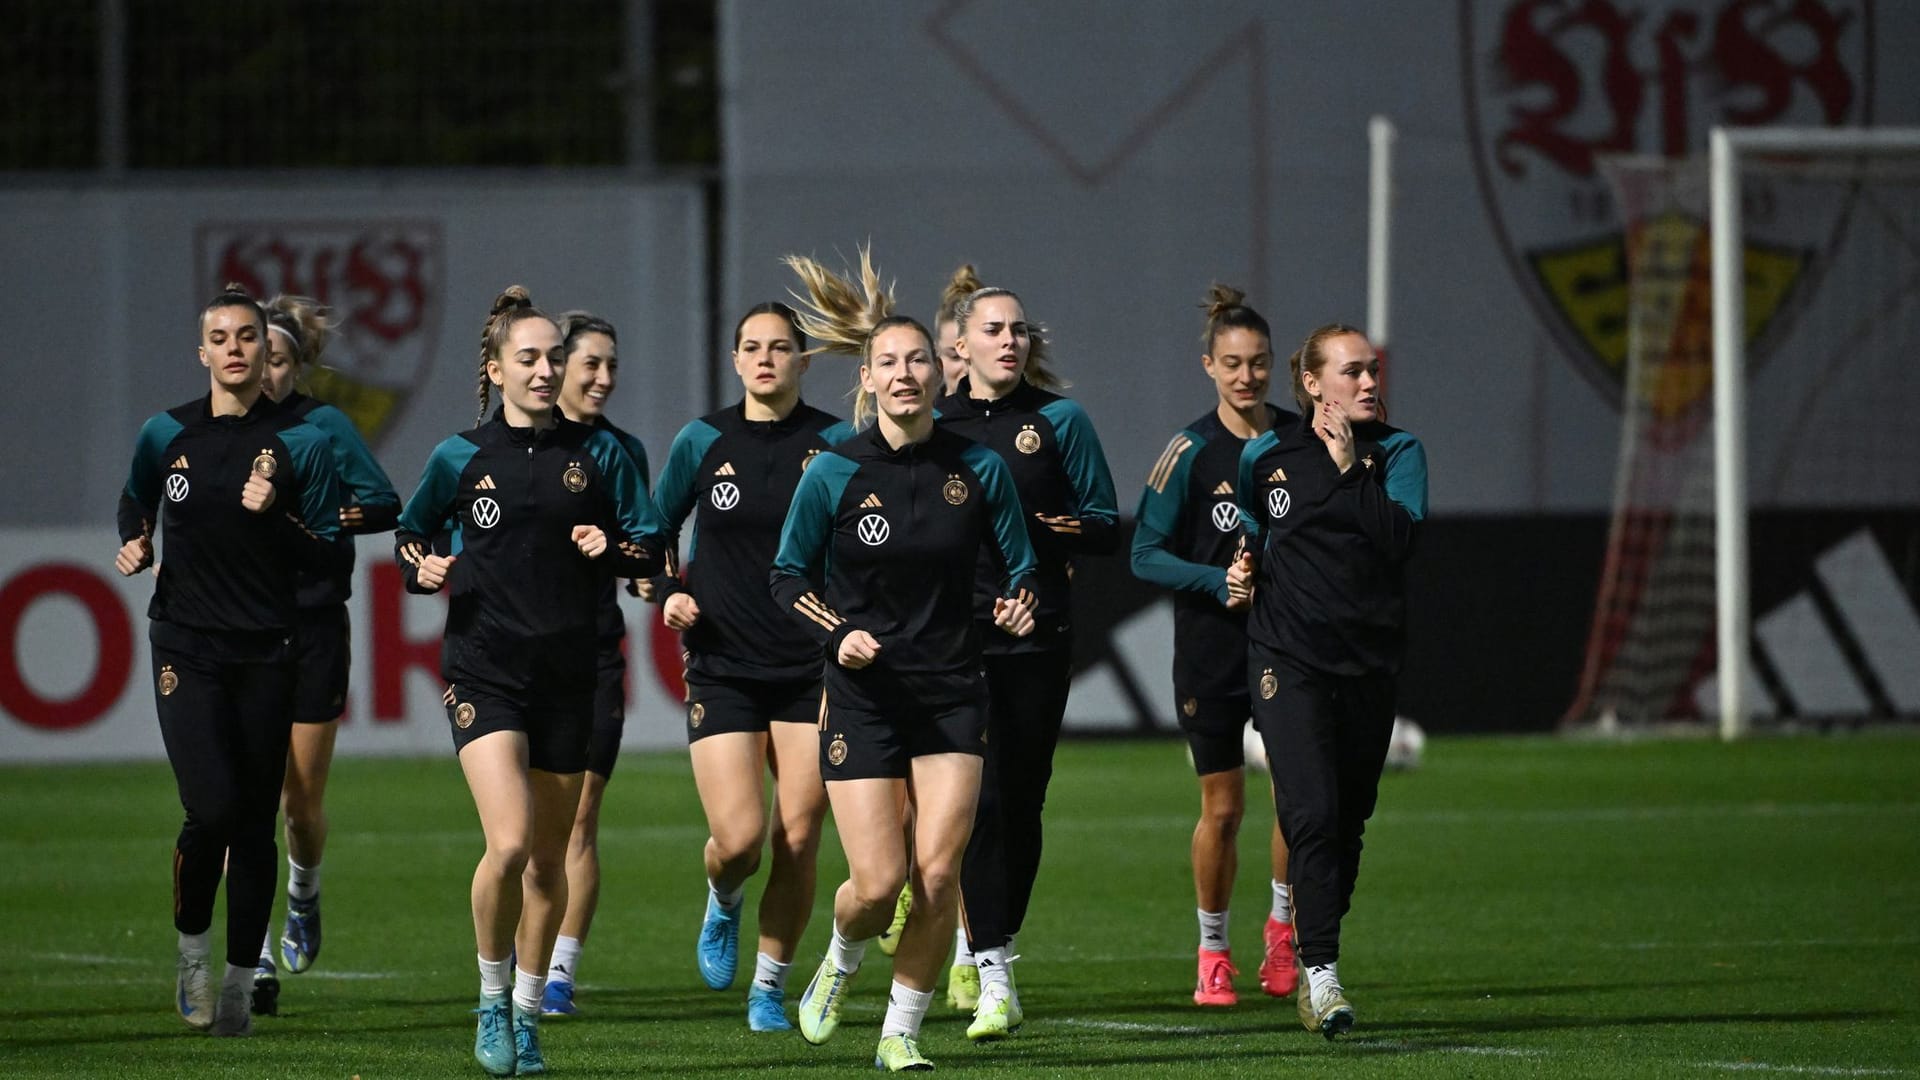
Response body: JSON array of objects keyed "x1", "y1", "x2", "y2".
[
  {"x1": 684, "y1": 670, "x2": 821, "y2": 744},
  {"x1": 1178, "y1": 692, "x2": 1255, "y2": 776},
  {"x1": 586, "y1": 647, "x2": 627, "y2": 779},
  {"x1": 291, "y1": 605, "x2": 350, "y2": 724},
  {"x1": 444, "y1": 681, "x2": 593, "y2": 774},
  {"x1": 819, "y1": 692, "x2": 987, "y2": 781}
]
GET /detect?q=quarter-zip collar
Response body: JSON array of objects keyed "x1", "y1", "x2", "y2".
[
  {"x1": 737, "y1": 398, "x2": 812, "y2": 437},
  {"x1": 491, "y1": 405, "x2": 556, "y2": 448},
  {"x1": 946, "y1": 375, "x2": 1041, "y2": 417}
]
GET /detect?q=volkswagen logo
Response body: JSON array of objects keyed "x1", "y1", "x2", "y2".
[
  {"x1": 857, "y1": 513, "x2": 891, "y2": 546},
  {"x1": 1210, "y1": 500, "x2": 1241, "y2": 533},
  {"x1": 711, "y1": 481, "x2": 740, "y2": 511},
  {"x1": 471, "y1": 496, "x2": 502, "y2": 529},
  {"x1": 1266, "y1": 487, "x2": 1291, "y2": 520},
  {"x1": 165, "y1": 474, "x2": 190, "y2": 502}
]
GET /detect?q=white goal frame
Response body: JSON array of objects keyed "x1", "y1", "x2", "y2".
[{"x1": 1709, "y1": 125, "x2": 1920, "y2": 740}]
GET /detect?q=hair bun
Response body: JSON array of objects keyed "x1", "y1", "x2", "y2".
[
  {"x1": 1202, "y1": 282, "x2": 1246, "y2": 320},
  {"x1": 941, "y1": 264, "x2": 984, "y2": 310},
  {"x1": 490, "y1": 285, "x2": 533, "y2": 317}
]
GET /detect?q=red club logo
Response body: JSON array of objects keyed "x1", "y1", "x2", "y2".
[
  {"x1": 196, "y1": 219, "x2": 446, "y2": 446},
  {"x1": 1462, "y1": 0, "x2": 1875, "y2": 408}
]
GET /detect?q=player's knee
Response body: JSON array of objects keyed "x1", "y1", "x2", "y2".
[
  {"x1": 712, "y1": 828, "x2": 765, "y2": 877},
  {"x1": 482, "y1": 836, "x2": 533, "y2": 878},
  {"x1": 1200, "y1": 802, "x2": 1244, "y2": 840},
  {"x1": 911, "y1": 860, "x2": 961, "y2": 911}
]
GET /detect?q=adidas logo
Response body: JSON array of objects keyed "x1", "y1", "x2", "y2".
[
  {"x1": 1212, "y1": 481, "x2": 1234, "y2": 496},
  {"x1": 475, "y1": 475, "x2": 497, "y2": 490},
  {"x1": 1268, "y1": 467, "x2": 1288, "y2": 483},
  {"x1": 860, "y1": 493, "x2": 883, "y2": 509},
  {"x1": 169, "y1": 455, "x2": 189, "y2": 469},
  {"x1": 715, "y1": 462, "x2": 737, "y2": 476}
]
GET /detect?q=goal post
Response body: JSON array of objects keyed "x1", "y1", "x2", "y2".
[{"x1": 1711, "y1": 126, "x2": 1920, "y2": 740}]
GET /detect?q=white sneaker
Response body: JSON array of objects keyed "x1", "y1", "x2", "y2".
[
  {"x1": 211, "y1": 976, "x2": 253, "y2": 1037},
  {"x1": 176, "y1": 951, "x2": 215, "y2": 1031}
]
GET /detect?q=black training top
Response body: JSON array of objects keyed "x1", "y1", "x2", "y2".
[
  {"x1": 770, "y1": 424, "x2": 1038, "y2": 711},
  {"x1": 651, "y1": 401, "x2": 855, "y2": 682},
  {"x1": 934, "y1": 377, "x2": 1118, "y2": 654},
  {"x1": 589, "y1": 415, "x2": 651, "y2": 648},
  {"x1": 1131, "y1": 404, "x2": 1294, "y2": 699},
  {"x1": 119, "y1": 394, "x2": 347, "y2": 646},
  {"x1": 394, "y1": 408, "x2": 665, "y2": 695},
  {"x1": 1237, "y1": 413, "x2": 1428, "y2": 677},
  {"x1": 280, "y1": 391, "x2": 401, "y2": 609}
]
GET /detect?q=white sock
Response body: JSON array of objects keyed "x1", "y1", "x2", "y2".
[
  {"x1": 287, "y1": 858, "x2": 320, "y2": 901},
  {"x1": 709, "y1": 878, "x2": 744, "y2": 912},
  {"x1": 1197, "y1": 908, "x2": 1230, "y2": 953},
  {"x1": 953, "y1": 926, "x2": 974, "y2": 967},
  {"x1": 548, "y1": 935, "x2": 582, "y2": 983},
  {"x1": 881, "y1": 980, "x2": 934, "y2": 1039},
  {"x1": 512, "y1": 967, "x2": 545, "y2": 1014},
  {"x1": 1307, "y1": 961, "x2": 1342, "y2": 1001},
  {"x1": 477, "y1": 953, "x2": 511, "y2": 998},
  {"x1": 258, "y1": 929, "x2": 274, "y2": 964},
  {"x1": 975, "y1": 946, "x2": 1011, "y2": 995},
  {"x1": 222, "y1": 962, "x2": 251, "y2": 996},
  {"x1": 179, "y1": 931, "x2": 210, "y2": 960},
  {"x1": 753, "y1": 951, "x2": 791, "y2": 991},
  {"x1": 1270, "y1": 880, "x2": 1293, "y2": 924},
  {"x1": 828, "y1": 924, "x2": 868, "y2": 975}
]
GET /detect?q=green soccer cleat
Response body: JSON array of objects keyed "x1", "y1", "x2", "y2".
[
  {"x1": 876, "y1": 884, "x2": 913, "y2": 957},
  {"x1": 965, "y1": 981, "x2": 1023, "y2": 1042},
  {"x1": 472, "y1": 992, "x2": 514, "y2": 1076},
  {"x1": 945, "y1": 963, "x2": 979, "y2": 1011},
  {"x1": 796, "y1": 956, "x2": 856, "y2": 1046},
  {"x1": 873, "y1": 1033, "x2": 935, "y2": 1071}
]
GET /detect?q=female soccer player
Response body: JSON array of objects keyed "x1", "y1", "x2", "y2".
[
  {"x1": 935, "y1": 265, "x2": 1118, "y2": 1039},
  {"x1": 247, "y1": 295, "x2": 401, "y2": 1016},
  {"x1": 1227, "y1": 323, "x2": 1427, "y2": 1039},
  {"x1": 537, "y1": 310, "x2": 651, "y2": 1018},
  {"x1": 116, "y1": 283, "x2": 347, "y2": 1037},
  {"x1": 1130, "y1": 285, "x2": 1298, "y2": 1007},
  {"x1": 773, "y1": 250, "x2": 1038, "y2": 1072},
  {"x1": 934, "y1": 269, "x2": 970, "y2": 396},
  {"x1": 393, "y1": 288, "x2": 664, "y2": 1076},
  {"x1": 646, "y1": 301, "x2": 852, "y2": 1031}
]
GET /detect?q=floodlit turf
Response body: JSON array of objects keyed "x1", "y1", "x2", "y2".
[{"x1": 3, "y1": 733, "x2": 1917, "y2": 1078}]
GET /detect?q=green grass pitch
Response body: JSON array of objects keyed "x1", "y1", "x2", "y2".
[{"x1": 3, "y1": 733, "x2": 1917, "y2": 1077}]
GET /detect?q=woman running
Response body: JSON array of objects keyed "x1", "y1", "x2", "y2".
[
  {"x1": 773, "y1": 250, "x2": 1038, "y2": 1072},
  {"x1": 115, "y1": 283, "x2": 347, "y2": 1037},
  {"x1": 934, "y1": 265, "x2": 1118, "y2": 1039},
  {"x1": 537, "y1": 310, "x2": 651, "y2": 1018},
  {"x1": 1228, "y1": 323, "x2": 1427, "y2": 1039},
  {"x1": 647, "y1": 301, "x2": 852, "y2": 1030},
  {"x1": 1130, "y1": 285, "x2": 1297, "y2": 1007},
  {"x1": 393, "y1": 287, "x2": 664, "y2": 1076},
  {"x1": 248, "y1": 295, "x2": 401, "y2": 1016}
]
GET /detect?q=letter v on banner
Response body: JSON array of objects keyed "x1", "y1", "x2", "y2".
[{"x1": 369, "y1": 562, "x2": 442, "y2": 722}]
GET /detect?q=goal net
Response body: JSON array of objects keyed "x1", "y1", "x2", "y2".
[{"x1": 1565, "y1": 134, "x2": 1920, "y2": 734}]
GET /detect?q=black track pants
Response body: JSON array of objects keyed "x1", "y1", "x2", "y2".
[
  {"x1": 1249, "y1": 644, "x2": 1395, "y2": 968},
  {"x1": 153, "y1": 641, "x2": 294, "y2": 968},
  {"x1": 961, "y1": 648, "x2": 1072, "y2": 952}
]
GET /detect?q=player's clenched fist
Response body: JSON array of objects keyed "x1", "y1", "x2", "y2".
[
  {"x1": 115, "y1": 536, "x2": 153, "y2": 577},
  {"x1": 836, "y1": 629, "x2": 881, "y2": 670},
  {"x1": 571, "y1": 524, "x2": 607, "y2": 558},
  {"x1": 415, "y1": 553, "x2": 456, "y2": 592}
]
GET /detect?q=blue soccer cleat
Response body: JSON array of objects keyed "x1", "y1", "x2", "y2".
[
  {"x1": 746, "y1": 983, "x2": 791, "y2": 1032},
  {"x1": 280, "y1": 893, "x2": 322, "y2": 974},
  {"x1": 696, "y1": 893, "x2": 741, "y2": 990},
  {"x1": 540, "y1": 976, "x2": 577, "y2": 1017}
]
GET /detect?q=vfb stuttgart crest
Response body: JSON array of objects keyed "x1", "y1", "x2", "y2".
[
  {"x1": 197, "y1": 219, "x2": 445, "y2": 446},
  {"x1": 1463, "y1": 0, "x2": 1873, "y2": 407}
]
